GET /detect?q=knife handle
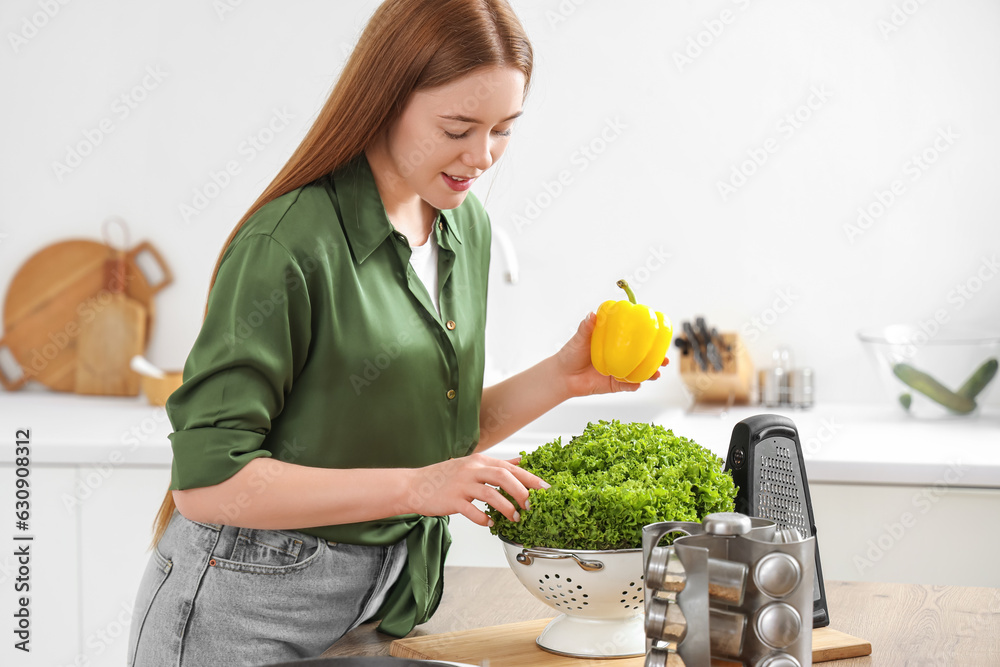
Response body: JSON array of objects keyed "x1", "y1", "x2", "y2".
[{"x1": 683, "y1": 322, "x2": 708, "y2": 371}]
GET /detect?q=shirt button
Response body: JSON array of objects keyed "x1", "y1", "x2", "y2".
[
  {"x1": 396, "y1": 233, "x2": 406, "y2": 243},
  {"x1": 446, "y1": 389, "x2": 456, "y2": 400},
  {"x1": 446, "y1": 320, "x2": 456, "y2": 330},
  {"x1": 438, "y1": 221, "x2": 444, "y2": 231}
]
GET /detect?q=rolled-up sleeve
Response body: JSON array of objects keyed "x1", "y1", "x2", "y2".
[{"x1": 167, "y1": 233, "x2": 312, "y2": 490}]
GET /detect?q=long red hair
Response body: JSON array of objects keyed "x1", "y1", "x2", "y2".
[{"x1": 149, "y1": 0, "x2": 532, "y2": 550}]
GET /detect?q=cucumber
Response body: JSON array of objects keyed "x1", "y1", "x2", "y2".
[
  {"x1": 956, "y1": 358, "x2": 998, "y2": 400},
  {"x1": 892, "y1": 363, "x2": 976, "y2": 414}
]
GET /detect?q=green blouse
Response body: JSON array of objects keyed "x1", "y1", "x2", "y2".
[{"x1": 165, "y1": 151, "x2": 491, "y2": 637}]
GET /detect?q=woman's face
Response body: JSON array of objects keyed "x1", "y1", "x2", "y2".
[{"x1": 381, "y1": 66, "x2": 525, "y2": 210}]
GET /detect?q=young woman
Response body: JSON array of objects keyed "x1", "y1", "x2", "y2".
[{"x1": 127, "y1": 1, "x2": 665, "y2": 664}]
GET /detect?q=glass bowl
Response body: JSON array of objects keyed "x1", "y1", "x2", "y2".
[{"x1": 858, "y1": 326, "x2": 1000, "y2": 419}]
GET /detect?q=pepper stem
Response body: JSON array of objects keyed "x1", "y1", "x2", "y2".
[{"x1": 616, "y1": 279, "x2": 637, "y2": 304}]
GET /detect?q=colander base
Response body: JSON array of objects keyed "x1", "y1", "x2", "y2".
[{"x1": 534, "y1": 613, "x2": 646, "y2": 658}]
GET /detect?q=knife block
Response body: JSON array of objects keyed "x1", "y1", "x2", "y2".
[{"x1": 678, "y1": 332, "x2": 753, "y2": 404}]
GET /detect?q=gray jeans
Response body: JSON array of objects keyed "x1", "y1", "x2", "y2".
[{"x1": 127, "y1": 509, "x2": 407, "y2": 666}]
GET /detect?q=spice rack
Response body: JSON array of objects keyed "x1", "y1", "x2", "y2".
[{"x1": 677, "y1": 331, "x2": 754, "y2": 408}]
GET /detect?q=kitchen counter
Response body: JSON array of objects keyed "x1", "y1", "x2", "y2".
[
  {"x1": 322, "y1": 566, "x2": 1000, "y2": 665},
  {"x1": 0, "y1": 391, "x2": 996, "y2": 665},
  {"x1": 0, "y1": 391, "x2": 175, "y2": 466},
  {"x1": 0, "y1": 391, "x2": 997, "y2": 487}
]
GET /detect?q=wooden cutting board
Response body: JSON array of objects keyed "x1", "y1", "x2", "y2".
[
  {"x1": 75, "y1": 294, "x2": 147, "y2": 396},
  {"x1": 0, "y1": 239, "x2": 171, "y2": 391},
  {"x1": 74, "y1": 253, "x2": 148, "y2": 396},
  {"x1": 390, "y1": 617, "x2": 871, "y2": 665}
]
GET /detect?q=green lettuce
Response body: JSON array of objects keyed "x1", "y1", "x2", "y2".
[{"x1": 488, "y1": 419, "x2": 737, "y2": 550}]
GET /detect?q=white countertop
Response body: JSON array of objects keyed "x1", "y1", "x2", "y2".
[
  {"x1": 0, "y1": 391, "x2": 175, "y2": 466},
  {"x1": 486, "y1": 393, "x2": 1000, "y2": 489},
  {"x1": 1, "y1": 390, "x2": 997, "y2": 487}
]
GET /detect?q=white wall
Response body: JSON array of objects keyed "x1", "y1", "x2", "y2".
[{"x1": 2, "y1": 0, "x2": 998, "y2": 407}]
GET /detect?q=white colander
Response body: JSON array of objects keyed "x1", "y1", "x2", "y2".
[{"x1": 500, "y1": 537, "x2": 646, "y2": 658}]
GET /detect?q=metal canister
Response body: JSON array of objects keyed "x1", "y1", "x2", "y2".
[
  {"x1": 787, "y1": 368, "x2": 814, "y2": 408},
  {"x1": 759, "y1": 368, "x2": 785, "y2": 407}
]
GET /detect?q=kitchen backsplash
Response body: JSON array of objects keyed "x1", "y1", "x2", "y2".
[{"x1": 3, "y1": 0, "x2": 997, "y2": 408}]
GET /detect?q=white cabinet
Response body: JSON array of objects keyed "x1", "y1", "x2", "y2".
[
  {"x1": 0, "y1": 461, "x2": 170, "y2": 667},
  {"x1": 447, "y1": 509, "x2": 510, "y2": 569},
  {"x1": 809, "y1": 482, "x2": 1000, "y2": 588},
  {"x1": 77, "y1": 467, "x2": 172, "y2": 667},
  {"x1": 0, "y1": 464, "x2": 80, "y2": 667}
]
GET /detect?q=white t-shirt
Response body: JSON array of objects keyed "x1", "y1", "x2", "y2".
[{"x1": 408, "y1": 232, "x2": 440, "y2": 316}]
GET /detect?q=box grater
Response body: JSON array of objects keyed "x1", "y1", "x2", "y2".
[{"x1": 724, "y1": 413, "x2": 831, "y2": 627}]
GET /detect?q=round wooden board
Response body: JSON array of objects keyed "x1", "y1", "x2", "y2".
[{"x1": 0, "y1": 239, "x2": 172, "y2": 391}]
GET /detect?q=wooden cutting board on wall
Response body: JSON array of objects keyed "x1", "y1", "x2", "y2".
[
  {"x1": 0, "y1": 239, "x2": 172, "y2": 391},
  {"x1": 390, "y1": 618, "x2": 872, "y2": 665}
]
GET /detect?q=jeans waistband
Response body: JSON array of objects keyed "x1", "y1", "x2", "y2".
[{"x1": 184, "y1": 514, "x2": 339, "y2": 548}]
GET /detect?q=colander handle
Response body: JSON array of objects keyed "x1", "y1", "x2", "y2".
[{"x1": 514, "y1": 548, "x2": 604, "y2": 571}]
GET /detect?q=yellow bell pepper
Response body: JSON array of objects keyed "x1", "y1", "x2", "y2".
[{"x1": 591, "y1": 279, "x2": 672, "y2": 383}]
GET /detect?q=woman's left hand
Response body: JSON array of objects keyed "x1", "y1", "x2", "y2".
[{"x1": 553, "y1": 311, "x2": 668, "y2": 398}]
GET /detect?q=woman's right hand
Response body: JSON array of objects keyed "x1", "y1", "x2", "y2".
[{"x1": 404, "y1": 454, "x2": 549, "y2": 526}]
